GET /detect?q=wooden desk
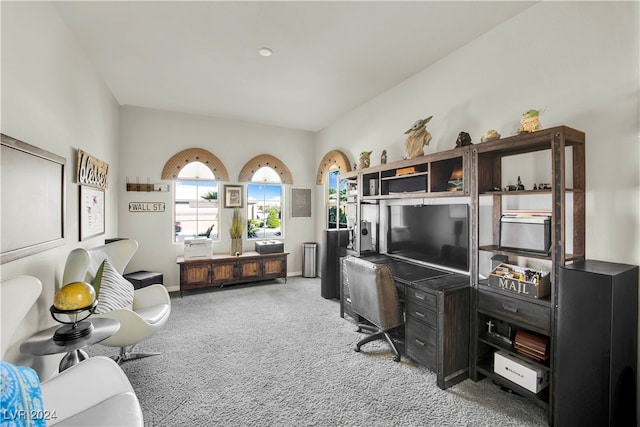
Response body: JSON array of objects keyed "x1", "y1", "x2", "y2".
[
  {"x1": 177, "y1": 251, "x2": 288, "y2": 293},
  {"x1": 341, "y1": 254, "x2": 469, "y2": 389}
]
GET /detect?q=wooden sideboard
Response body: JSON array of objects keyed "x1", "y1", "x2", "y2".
[{"x1": 177, "y1": 251, "x2": 288, "y2": 292}]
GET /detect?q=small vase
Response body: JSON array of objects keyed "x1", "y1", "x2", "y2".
[{"x1": 230, "y1": 238, "x2": 243, "y2": 256}]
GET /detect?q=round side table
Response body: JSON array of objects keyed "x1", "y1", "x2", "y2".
[{"x1": 20, "y1": 318, "x2": 120, "y2": 372}]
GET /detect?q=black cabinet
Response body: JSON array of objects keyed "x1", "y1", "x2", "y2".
[
  {"x1": 555, "y1": 260, "x2": 638, "y2": 426},
  {"x1": 124, "y1": 270, "x2": 163, "y2": 290},
  {"x1": 406, "y1": 275, "x2": 469, "y2": 389},
  {"x1": 321, "y1": 229, "x2": 349, "y2": 299}
]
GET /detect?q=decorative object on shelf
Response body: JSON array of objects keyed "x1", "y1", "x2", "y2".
[
  {"x1": 404, "y1": 115, "x2": 433, "y2": 159},
  {"x1": 223, "y1": 184, "x2": 243, "y2": 208},
  {"x1": 380, "y1": 150, "x2": 387, "y2": 164},
  {"x1": 396, "y1": 166, "x2": 416, "y2": 176},
  {"x1": 488, "y1": 263, "x2": 550, "y2": 298},
  {"x1": 358, "y1": 151, "x2": 372, "y2": 169},
  {"x1": 503, "y1": 176, "x2": 526, "y2": 191},
  {"x1": 533, "y1": 183, "x2": 552, "y2": 190},
  {"x1": 50, "y1": 281, "x2": 98, "y2": 342},
  {"x1": 481, "y1": 129, "x2": 501, "y2": 142},
  {"x1": 447, "y1": 167, "x2": 464, "y2": 191},
  {"x1": 455, "y1": 131, "x2": 473, "y2": 148},
  {"x1": 514, "y1": 330, "x2": 549, "y2": 361},
  {"x1": 229, "y1": 207, "x2": 244, "y2": 255},
  {"x1": 517, "y1": 109, "x2": 542, "y2": 134},
  {"x1": 125, "y1": 177, "x2": 169, "y2": 192}
]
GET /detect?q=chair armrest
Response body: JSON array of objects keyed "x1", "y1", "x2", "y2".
[
  {"x1": 41, "y1": 357, "x2": 142, "y2": 426},
  {"x1": 132, "y1": 284, "x2": 171, "y2": 310},
  {"x1": 93, "y1": 310, "x2": 155, "y2": 347}
]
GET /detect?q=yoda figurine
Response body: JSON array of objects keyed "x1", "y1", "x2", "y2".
[
  {"x1": 517, "y1": 109, "x2": 541, "y2": 134},
  {"x1": 404, "y1": 115, "x2": 433, "y2": 159},
  {"x1": 358, "y1": 151, "x2": 372, "y2": 169}
]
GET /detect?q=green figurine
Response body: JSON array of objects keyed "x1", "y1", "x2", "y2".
[
  {"x1": 358, "y1": 151, "x2": 372, "y2": 169},
  {"x1": 517, "y1": 109, "x2": 541, "y2": 133}
]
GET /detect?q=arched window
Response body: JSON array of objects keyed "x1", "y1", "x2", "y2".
[
  {"x1": 327, "y1": 168, "x2": 348, "y2": 229},
  {"x1": 247, "y1": 167, "x2": 282, "y2": 240},
  {"x1": 174, "y1": 161, "x2": 219, "y2": 243},
  {"x1": 316, "y1": 150, "x2": 351, "y2": 230}
]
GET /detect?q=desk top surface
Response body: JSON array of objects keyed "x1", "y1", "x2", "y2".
[{"x1": 360, "y1": 253, "x2": 468, "y2": 290}]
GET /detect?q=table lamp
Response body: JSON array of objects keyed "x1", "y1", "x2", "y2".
[{"x1": 50, "y1": 281, "x2": 97, "y2": 343}]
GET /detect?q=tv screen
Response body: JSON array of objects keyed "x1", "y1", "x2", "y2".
[{"x1": 387, "y1": 204, "x2": 469, "y2": 272}]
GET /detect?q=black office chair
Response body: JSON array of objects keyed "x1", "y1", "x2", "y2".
[{"x1": 342, "y1": 256, "x2": 404, "y2": 362}]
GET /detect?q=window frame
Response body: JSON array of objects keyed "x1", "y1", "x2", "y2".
[
  {"x1": 174, "y1": 178, "x2": 219, "y2": 243},
  {"x1": 246, "y1": 181, "x2": 283, "y2": 241}
]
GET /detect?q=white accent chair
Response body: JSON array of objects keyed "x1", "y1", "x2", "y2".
[
  {"x1": 1, "y1": 275, "x2": 144, "y2": 426},
  {"x1": 62, "y1": 239, "x2": 171, "y2": 364}
]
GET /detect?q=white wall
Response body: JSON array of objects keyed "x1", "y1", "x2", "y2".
[
  {"x1": 118, "y1": 106, "x2": 316, "y2": 291},
  {"x1": 315, "y1": 1, "x2": 640, "y2": 268},
  {"x1": 1, "y1": 2, "x2": 120, "y2": 375}
]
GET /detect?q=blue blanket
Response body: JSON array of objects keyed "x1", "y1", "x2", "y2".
[{"x1": 0, "y1": 361, "x2": 46, "y2": 427}]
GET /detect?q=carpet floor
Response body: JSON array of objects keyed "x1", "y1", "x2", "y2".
[{"x1": 90, "y1": 276, "x2": 547, "y2": 426}]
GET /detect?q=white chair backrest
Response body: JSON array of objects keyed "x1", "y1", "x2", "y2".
[
  {"x1": 1, "y1": 276, "x2": 42, "y2": 360},
  {"x1": 62, "y1": 240, "x2": 138, "y2": 285}
]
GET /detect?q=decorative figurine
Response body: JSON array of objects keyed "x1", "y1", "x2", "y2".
[
  {"x1": 404, "y1": 115, "x2": 433, "y2": 159},
  {"x1": 358, "y1": 151, "x2": 372, "y2": 169},
  {"x1": 517, "y1": 109, "x2": 541, "y2": 134},
  {"x1": 455, "y1": 132, "x2": 473, "y2": 148},
  {"x1": 380, "y1": 150, "x2": 387, "y2": 165},
  {"x1": 516, "y1": 176, "x2": 525, "y2": 191},
  {"x1": 481, "y1": 129, "x2": 501, "y2": 142}
]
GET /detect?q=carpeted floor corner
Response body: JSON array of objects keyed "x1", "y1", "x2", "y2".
[{"x1": 90, "y1": 276, "x2": 547, "y2": 426}]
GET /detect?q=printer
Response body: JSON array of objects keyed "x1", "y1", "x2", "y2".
[{"x1": 184, "y1": 238, "x2": 213, "y2": 259}]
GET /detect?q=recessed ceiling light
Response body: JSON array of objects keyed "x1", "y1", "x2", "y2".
[{"x1": 258, "y1": 47, "x2": 272, "y2": 57}]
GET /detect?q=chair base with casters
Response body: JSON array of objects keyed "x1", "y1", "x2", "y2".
[
  {"x1": 354, "y1": 323, "x2": 403, "y2": 362},
  {"x1": 343, "y1": 256, "x2": 405, "y2": 363}
]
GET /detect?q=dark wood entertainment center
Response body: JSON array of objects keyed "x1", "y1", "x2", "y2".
[{"x1": 337, "y1": 126, "x2": 637, "y2": 424}]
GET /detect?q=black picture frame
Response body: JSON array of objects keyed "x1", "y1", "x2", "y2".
[{"x1": 224, "y1": 185, "x2": 243, "y2": 208}]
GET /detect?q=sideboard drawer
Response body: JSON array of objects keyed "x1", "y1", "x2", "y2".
[{"x1": 478, "y1": 289, "x2": 551, "y2": 334}]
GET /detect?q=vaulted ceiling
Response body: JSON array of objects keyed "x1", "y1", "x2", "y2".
[{"x1": 54, "y1": 1, "x2": 535, "y2": 132}]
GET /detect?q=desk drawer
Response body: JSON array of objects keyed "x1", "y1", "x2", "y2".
[
  {"x1": 406, "y1": 287, "x2": 437, "y2": 309},
  {"x1": 406, "y1": 301, "x2": 437, "y2": 328},
  {"x1": 406, "y1": 319, "x2": 437, "y2": 370},
  {"x1": 478, "y1": 289, "x2": 551, "y2": 334}
]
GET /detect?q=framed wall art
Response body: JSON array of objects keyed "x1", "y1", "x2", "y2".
[
  {"x1": 224, "y1": 185, "x2": 243, "y2": 208},
  {"x1": 290, "y1": 187, "x2": 312, "y2": 218},
  {"x1": 1, "y1": 134, "x2": 66, "y2": 264},
  {"x1": 80, "y1": 185, "x2": 105, "y2": 240}
]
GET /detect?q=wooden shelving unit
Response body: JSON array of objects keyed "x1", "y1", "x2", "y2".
[
  {"x1": 338, "y1": 126, "x2": 586, "y2": 423},
  {"x1": 469, "y1": 126, "x2": 586, "y2": 424}
]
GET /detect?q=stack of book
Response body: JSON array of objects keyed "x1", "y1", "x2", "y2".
[{"x1": 514, "y1": 330, "x2": 549, "y2": 361}]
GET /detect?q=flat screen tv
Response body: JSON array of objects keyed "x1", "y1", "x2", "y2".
[{"x1": 387, "y1": 204, "x2": 469, "y2": 272}]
